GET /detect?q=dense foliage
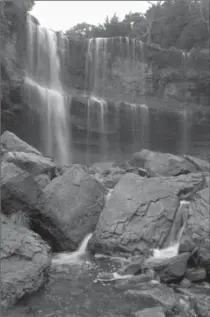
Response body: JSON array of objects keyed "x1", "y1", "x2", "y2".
[{"x1": 66, "y1": 0, "x2": 209, "y2": 51}]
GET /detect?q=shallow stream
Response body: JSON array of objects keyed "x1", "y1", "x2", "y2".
[{"x1": 2, "y1": 255, "x2": 155, "y2": 317}]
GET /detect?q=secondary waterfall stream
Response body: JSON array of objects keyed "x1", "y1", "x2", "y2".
[{"x1": 25, "y1": 14, "x2": 71, "y2": 165}]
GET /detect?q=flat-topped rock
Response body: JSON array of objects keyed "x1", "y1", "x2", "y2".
[{"x1": 130, "y1": 149, "x2": 198, "y2": 177}]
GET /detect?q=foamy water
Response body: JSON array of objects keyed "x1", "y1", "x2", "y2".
[
  {"x1": 151, "y1": 242, "x2": 180, "y2": 260},
  {"x1": 105, "y1": 189, "x2": 114, "y2": 204},
  {"x1": 149, "y1": 200, "x2": 190, "y2": 261},
  {"x1": 52, "y1": 233, "x2": 92, "y2": 267}
]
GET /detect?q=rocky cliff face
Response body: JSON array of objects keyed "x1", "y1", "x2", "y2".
[
  {"x1": 0, "y1": 0, "x2": 34, "y2": 133},
  {"x1": 1, "y1": 3, "x2": 209, "y2": 162},
  {"x1": 60, "y1": 37, "x2": 209, "y2": 107}
]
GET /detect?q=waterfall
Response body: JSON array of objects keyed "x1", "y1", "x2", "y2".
[
  {"x1": 85, "y1": 38, "x2": 109, "y2": 163},
  {"x1": 91, "y1": 37, "x2": 108, "y2": 97},
  {"x1": 83, "y1": 36, "x2": 150, "y2": 161},
  {"x1": 25, "y1": 14, "x2": 71, "y2": 165}
]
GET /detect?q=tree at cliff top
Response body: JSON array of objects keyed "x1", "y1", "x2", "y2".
[{"x1": 65, "y1": 0, "x2": 209, "y2": 51}]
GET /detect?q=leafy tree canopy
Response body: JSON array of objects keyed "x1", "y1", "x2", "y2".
[{"x1": 65, "y1": 0, "x2": 209, "y2": 51}]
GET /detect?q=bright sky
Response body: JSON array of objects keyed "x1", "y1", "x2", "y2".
[{"x1": 31, "y1": 1, "x2": 152, "y2": 31}]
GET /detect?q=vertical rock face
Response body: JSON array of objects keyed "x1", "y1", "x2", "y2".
[
  {"x1": 1, "y1": 213, "x2": 51, "y2": 309},
  {"x1": 1, "y1": 0, "x2": 34, "y2": 133}
]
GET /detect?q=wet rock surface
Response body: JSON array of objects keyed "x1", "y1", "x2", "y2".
[
  {"x1": 184, "y1": 154, "x2": 210, "y2": 172},
  {"x1": 1, "y1": 161, "x2": 44, "y2": 216},
  {"x1": 125, "y1": 283, "x2": 177, "y2": 310},
  {"x1": 2, "y1": 151, "x2": 56, "y2": 176},
  {"x1": 130, "y1": 150, "x2": 198, "y2": 177},
  {"x1": 88, "y1": 172, "x2": 204, "y2": 256},
  {"x1": 42, "y1": 164, "x2": 106, "y2": 251},
  {"x1": 185, "y1": 267, "x2": 207, "y2": 282},
  {"x1": 1, "y1": 214, "x2": 51, "y2": 309},
  {"x1": 144, "y1": 252, "x2": 191, "y2": 283},
  {"x1": 134, "y1": 306, "x2": 165, "y2": 317},
  {"x1": 1, "y1": 132, "x2": 209, "y2": 315},
  {"x1": 180, "y1": 187, "x2": 210, "y2": 273}
]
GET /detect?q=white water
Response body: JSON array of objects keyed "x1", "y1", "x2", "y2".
[
  {"x1": 139, "y1": 104, "x2": 149, "y2": 148},
  {"x1": 52, "y1": 233, "x2": 92, "y2": 266},
  {"x1": 97, "y1": 272, "x2": 133, "y2": 282},
  {"x1": 105, "y1": 189, "x2": 114, "y2": 203},
  {"x1": 86, "y1": 96, "x2": 108, "y2": 163},
  {"x1": 150, "y1": 200, "x2": 190, "y2": 261},
  {"x1": 25, "y1": 15, "x2": 71, "y2": 165},
  {"x1": 130, "y1": 103, "x2": 138, "y2": 151},
  {"x1": 180, "y1": 109, "x2": 191, "y2": 155}
]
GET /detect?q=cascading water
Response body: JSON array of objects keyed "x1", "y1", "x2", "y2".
[
  {"x1": 86, "y1": 96, "x2": 108, "y2": 163},
  {"x1": 84, "y1": 36, "x2": 150, "y2": 162},
  {"x1": 85, "y1": 38, "x2": 109, "y2": 162},
  {"x1": 52, "y1": 233, "x2": 93, "y2": 266},
  {"x1": 25, "y1": 14, "x2": 71, "y2": 165},
  {"x1": 149, "y1": 200, "x2": 190, "y2": 261},
  {"x1": 179, "y1": 109, "x2": 191, "y2": 155},
  {"x1": 139, "y1": 104, "x2": 149, "y2": 149}
]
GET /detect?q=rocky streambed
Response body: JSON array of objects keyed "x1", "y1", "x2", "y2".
[{"x1": 1, "y1": 130, "x2": 210, "y2": 317}]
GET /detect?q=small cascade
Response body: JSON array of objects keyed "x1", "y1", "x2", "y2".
[
  {"x1": 139, "y1": 104, "x2": 149, "y2": 149},
  {"x1": 131, "y1": 39, "x2": 136, "y2": 102},
  {"x1": 25, "y1": 14, "x2": 71, "y2": 165},
  {"x1": 52, "y1": 233, "x2": 93, "y2": 266},
  {"x1": 85, "y1": 96, "x2": 108, "y2": 163},
  {"x1": 86, "y1": 97, "x2": 91, "y2": 163},
  {"x1": 114, "y1": 101, "x2": 121, "y2": 157},
  {"x1": 181, "y1": 51, "x2": 190, "y2": 69},
  {"x1": 88, "y1": 37, "x2": 109, "y2": 97},
  {"x1": 130, "y1": 103, "x2": 138, "y2": 152},
  {"x1": 179, "y1": 109, "x2": 191, "y2": 154},
  {"x1": 99, "y1": 98, "x2": 108, "y2": 161},
  {"x1": 84, "y1": 38, "x2": 93, "y2": 95},
  {"x1": 139, "y1": 40, "x2": 146, "y2": 96},
  {"x1": 125, "y1": 37, "x2": 130, "y2": 58},
  {"x1": 150, "y1": 200, "x2": 190, "y2": 261}
]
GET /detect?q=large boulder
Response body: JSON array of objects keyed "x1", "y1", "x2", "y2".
[
  {"x1": 180, "y1": 187, "x2": 210, "y2": 273},
  {"x1": 88, "y1": 162, "x2": 125, "y2": 188},
  {"x1": 1, "y1": 161, "x2": 44, "y2": 215},
  {"x1": 144, "y1": 252, "x2": 190, "y2": 283},
  {"x1": 130, "y1": 150, "x2": 198, "y2": 177},
  {"x1": 1, "y1": 131, "x2": 42, "y2": 156},
  {"x1": 125, "y1": 283, "x2": 177, "y2": 311},
  {"x1": 41, "y1": 164, "x2": 106, "y2": 250},
  {"x1": 88, "y1": 172, "x2": 204, "y2": 256},
  {"x1": 134, "y1": 307, "x2": 165, "y2": 317},
  {"x1": 184, "y1": 155, "x2": 210, "y2": 172},
  {"x1": 1, "y1": 161, "x2": 106, "y2": 252},
  {"x1": 185, "y1": 267, "x2": 207, "y2": 282},
  {"x1": 2, "y1": 151, "x2": 56, "y2": 177},
  {"x1": 1, "y1": 214, "x2": 51, "y2": 309},
  {"x1": 88, "y1": 161, "x2": 146, "y2": 189}
]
